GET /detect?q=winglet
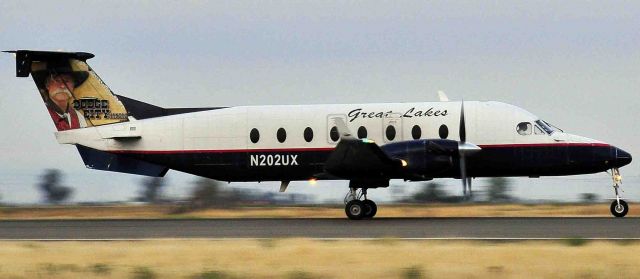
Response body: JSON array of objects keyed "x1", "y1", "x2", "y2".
[{"x1": 438, "y1": 90, "x2": 449, "y2": 102}]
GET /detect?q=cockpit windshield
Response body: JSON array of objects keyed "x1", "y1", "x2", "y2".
[{"x1": 535, "y1": 120, "x2": 562, "y2": 134}]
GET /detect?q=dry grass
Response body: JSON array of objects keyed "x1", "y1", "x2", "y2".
[
  {"x1": 0, "y1": 239, "x2": 637, "y2": 278},
  {"x1": 0, "y1": 203, "x2": 636, "y2": 219}
]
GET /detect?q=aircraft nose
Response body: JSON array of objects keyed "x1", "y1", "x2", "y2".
[{"x1": 614, "y1": 147, "x2": 632, "y2": 167}]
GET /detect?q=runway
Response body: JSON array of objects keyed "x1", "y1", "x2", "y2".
[{"x1": 1, "y1": 217, "x2": 639, "y2": 240}]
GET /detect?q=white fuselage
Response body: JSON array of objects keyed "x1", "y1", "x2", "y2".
[{"x1": 57, "y1": 101, "x2": 600, "y2": 153}]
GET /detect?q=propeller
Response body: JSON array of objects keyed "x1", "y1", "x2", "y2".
[{"x1": 457, "y1": 100, "x2": 481, "y2": 199}]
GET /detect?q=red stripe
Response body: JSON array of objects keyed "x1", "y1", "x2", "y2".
[
  {"x1": 110, "y1": 147, "x2": 335, "y2": 154},
  {"x1": 109, "y1": 142, "x2": 609, "y2": 155}
]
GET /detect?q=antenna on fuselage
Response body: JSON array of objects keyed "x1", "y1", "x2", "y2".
[{"x1": 438, "y1": 91, "x2": 449, "y2": 102}]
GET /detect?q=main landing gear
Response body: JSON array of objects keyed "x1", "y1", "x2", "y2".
[
  {"x1": 344, "y1": 188, "x2": 377, "y2": 220},
  {"x1": 609, "y1": 168, "x2": 629, "y2": 218}
]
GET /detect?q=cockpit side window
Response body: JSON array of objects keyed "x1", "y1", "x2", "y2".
[
  {"x1": 535, "y1": 120, "x2": 554, "y2": 134},
  {"x1": 517, "y1": 122, "x2": 532, "y2": 135}
]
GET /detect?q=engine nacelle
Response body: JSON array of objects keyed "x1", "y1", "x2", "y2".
[{"x1": 381, "y1": 139, "x2": 458, "y2": 178}]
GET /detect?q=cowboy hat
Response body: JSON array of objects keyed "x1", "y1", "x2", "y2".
[{"x1": 32, "y1": 59, "x2": 89, "y2": 89}]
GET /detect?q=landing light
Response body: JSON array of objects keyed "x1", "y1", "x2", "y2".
[
  {"x1": 401, "y1": 160, "x2": 408, "y2": 167},
  {"x1": 309, "y1": 178, "x2": 317, "y2": 185}
]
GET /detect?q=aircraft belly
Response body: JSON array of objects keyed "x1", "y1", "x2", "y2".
[
  {"x1": 112, "y1": 143, "x2": 612, "y2": 181},
  {"x1": 117, "y1": 149, "x2": 330, "y2": 181},
  {"x1": 465, "y1": 144, "x2": 612, "y2": 177}
]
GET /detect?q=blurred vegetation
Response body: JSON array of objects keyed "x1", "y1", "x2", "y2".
[
  {"x1": 171, "y1": 177, "x2": 316, "y2": 212},
  {"x1": 258, "y1": 238, "x2": 278, "y2": 249},
  {"x1": 580, "y1": 193, "x2": 599, "y2": 203},
  {"x1": 173, "y1": 178, "x2": 242, "y2": 213},
  {"x1": 403, "y1": 177, "x2": 514, "y2": 204},
  {"x1": 402, "y1": 265, "x2": 425, "y2": 279},
  {"x1": 189, "y1": 178, "x2": 237, "y2": 209},
  {"x1": 39, "y1": 263, "x2": 81, "y2": 276},
  {"x1": 486, "y1": 177, "x2": 513, "y2": 203},
  {"x1": 90, "y1": 263, "x2": 112, "y2": 275},
  {"x1": 564, "y1": 237, "x2": 590, "y2": 247},
  {"x1": 132, "y1": 266, "x2": 157, "y2": 279},
  {"x1": 413, "y1": 182, "x2": 448, "y2": 202},
  {"x1": 37, "y1": 169, "x2": 73, "y2": 204},
  {"x1": 406, "y1": 182, "x2": 461, "y2": 203},
  {"x1": 286, "y1": 270, "x2": 315, "y2": 279},
  {"x1": 136, "y1": 177, "x2": 166, "y2": 204},
  {"x1": 190, "y1": 270, "x2": 232, "y2": 279}
]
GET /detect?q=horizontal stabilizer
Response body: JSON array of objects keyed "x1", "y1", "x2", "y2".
[
  {"x1": 76, "y1": 145, "x2": 168, "y2": 177},
  {"x1": 4, "y1": 50, "x2": 94, "y2": 77}
]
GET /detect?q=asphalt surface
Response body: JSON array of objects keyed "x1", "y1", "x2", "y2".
[{"x1": 0, "y1": 218, "x2": 639, "y2": 239}]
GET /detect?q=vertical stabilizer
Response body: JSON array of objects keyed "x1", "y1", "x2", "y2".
[{"x1": 5, "y1": 50, "x2": 129, "y2": 131}]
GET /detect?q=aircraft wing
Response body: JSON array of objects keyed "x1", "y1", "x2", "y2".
[
  {"x1": 323, "y1": 118, "x2": 403, "y2": 180},
  {"x1": 322, "y1": 118, "x2": 463, "y2": 183}
]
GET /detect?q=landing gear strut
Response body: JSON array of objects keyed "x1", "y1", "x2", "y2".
[
  {"x1": 609, "y1": 168, "x2": 629, "y2": 218},
  {"x1": 344, "y1": 188, "x2": 377, "y2": 220}
]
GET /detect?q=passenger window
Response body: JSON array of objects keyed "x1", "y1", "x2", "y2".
[
  {"x1": 250, "y1": 128, "x2": 260, "y2": 143},
  {"x1": 517, "y1": 122, "x2": 532, "y2": 135},
  {"x1": 411, "y1": 125, "x2": 421, "y2": 140},
  {"x1": 357, "y1": 126, "x2": 367, "y2": 139},
  {"x1": 277, "y1": 128, "x2": 287, "y2": 143},
  {"x1": 439, "y1": 124, "x2": 448, "y2": 139},
  {"x1": 304, "y1": 127, "x2": 313, "y2": 142},
  {"x1": 534, "y1": 125, "x2": 545, "y2": 135},
  {"x1": 385, "y1": 125, "x2": 396, "y2": 141},
  {"x1": 329, "y1": 126, "x2": 340, "y2": 142}
]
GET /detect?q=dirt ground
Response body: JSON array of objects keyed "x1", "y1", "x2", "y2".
[
  {"x1": 0, "y1": 239, "x2": 637, "y2": 279},
  {"x1": 0, "y1": 203, "x2": 635, "y2": 219}
]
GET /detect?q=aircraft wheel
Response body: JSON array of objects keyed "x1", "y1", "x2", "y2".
[
  {"x1": 345, "y1": 200, "x2": 365, "y2": 220},
  {"x1": 362, "y1": 200, "x2": 377, "y2": 219},
  {"x1": 610, "y1": 200, "x2": 629, "y2": 218}
]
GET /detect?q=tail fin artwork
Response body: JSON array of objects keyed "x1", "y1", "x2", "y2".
[
  {"x1": 5, "y1": 50, "x2": 224, "y2": 177},
  {"x1": 5, "y1": 50, "x2": 170, "y2": 177},
  {"x1": 5, "y1": 50, "x2": 129, "y2": 131}
]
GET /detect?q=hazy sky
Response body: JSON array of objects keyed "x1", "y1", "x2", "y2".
[{"x1": 0, "y1": 1, "x2": 638, "y2": 203}]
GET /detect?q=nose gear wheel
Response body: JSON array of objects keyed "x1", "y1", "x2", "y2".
[{"x1": 608, "y1": 168, "x2": 628, "y2": 218}]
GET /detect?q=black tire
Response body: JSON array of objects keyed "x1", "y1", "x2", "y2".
[
  {"x1": 610, "y1": 200, "x2": 629, "y2": 218},
  {"x1": 362, "y1": 200, "x2": 377, "y2": 219},
  {"x1": 345, "y1": 200, "x2": 365, "y2": 220}
]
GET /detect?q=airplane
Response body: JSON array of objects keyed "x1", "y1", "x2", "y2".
[{"x1": 4, "y1": 50, "x2": 633, "y2": 219}]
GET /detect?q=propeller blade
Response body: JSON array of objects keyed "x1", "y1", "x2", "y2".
[
  {"x1": 459, "y1": 100, "x2": 466, "y2": 143},
  {"x1": 456, "y1": 99, "x2": 479, "y2": 199},
  {"x1": 460, "y1": 155, "x2": 467, "y2": 196}
]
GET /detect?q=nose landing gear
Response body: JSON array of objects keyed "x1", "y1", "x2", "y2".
[
  {"x1": 609, "y1": 168, "x2": 629, "y2": 218},
  {"x1": 344, "y1": 188, "x2": 377, "y2": 220}
]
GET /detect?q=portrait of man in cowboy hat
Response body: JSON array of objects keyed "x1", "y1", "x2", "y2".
[{"x1": 32, "y1": 59, "x2": 89, "y2": 131}]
